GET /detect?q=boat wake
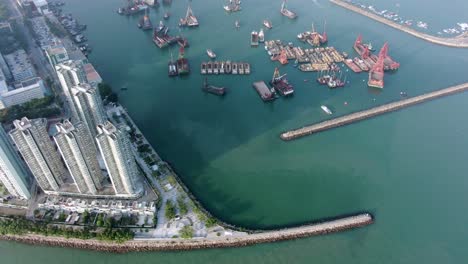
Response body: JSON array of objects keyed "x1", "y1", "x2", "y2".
[{"x1": 312, "y1": 0, "x2": 323, "y2": 8}]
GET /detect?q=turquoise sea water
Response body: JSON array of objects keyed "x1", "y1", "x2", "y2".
[{"x1": 2, "y1": 0, "x2": 468, "y2": 263}]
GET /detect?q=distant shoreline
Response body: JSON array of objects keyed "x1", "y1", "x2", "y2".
[
  {"x1": 330, "y1": 0, "x2": 468, "y2": 48},
  {"x1": 0, "y1": 213, "x2": 373, "y2": 252}
]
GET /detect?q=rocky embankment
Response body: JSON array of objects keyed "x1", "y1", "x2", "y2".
[{"x1": 0, "y1": 213, "x2": 373, "y2": 252}]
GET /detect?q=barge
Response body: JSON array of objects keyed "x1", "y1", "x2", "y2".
[
  {"x1": 270, "y1": 68, "x2": 294, "y2": 96},
  {"x1": 203, "y1": 78, "x2": 226, "y2": 96},
  {"x1": 253, "y1": 81, "x2": 276, "y2": 102}
]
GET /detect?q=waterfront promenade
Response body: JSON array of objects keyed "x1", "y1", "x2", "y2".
[
  {"x1": 0, "y1": 213, "x2": 373, "y2": 252},
  {"x1": 281, "y1": 82, "x2": 468, "y2": 141},
  {"x1": 330, "y1": 0, "x2": 468, "y2": 48}
]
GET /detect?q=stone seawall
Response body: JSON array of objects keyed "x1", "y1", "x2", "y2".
[
  {"x1": 281, "y1": 82, "x2": 468, "y2": 141},
  {"x1": 330, "y1": 0, "x2": 468, "y2": 48},
  {"x1": 0, "y1": 213, "x2": 373, "y2": 252}
]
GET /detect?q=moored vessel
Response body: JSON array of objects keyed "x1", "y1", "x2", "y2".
[
  {"x1": 263, "y1": 19, "x2": 272, "y2": 29},
  {"x1": 168, "y1": 52, "x2": 178, "y2": 77},
  {"x1": 176, "y1": 46, "x2": 190, "y2": 75},
  {"x1": 270, "y1": 67, "x2": 294, "y2": 96},
  {"x1": 179, "y1": 4, "x2": 199, "y2": 27},
  {"x1": 201, "y1": 62, "x2": 207, "y2": 74},
  {"x1": 251, "y1": 31, "x2": 259, "y2": 46},
  {"x1": 280, "y1": 0, "x2": 297, "y2": 19},
  {"x1": 258, "y1": 29, "x2": 265, "y2": 43},
  {"x1": 203, "y1": 78, "x2": 226, "y2": 96},
  {"x1": 225, "y1": 61, "x2": 232, "y2": 74}
]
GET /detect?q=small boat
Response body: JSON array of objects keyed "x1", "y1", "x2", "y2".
[
  {"x1": 263, "y1": 20, "x2": 272, "y2": 29},
  {"x1": 321, "y1": 105, "x2": 332, "y2": 115},
  {"x1": 363, "y1": 42, "x2": 375, "y2": 51},
  {"x1": 244, "y1": 63, "x2": 250, "y2": 74},
  {"x1": 201, "y1": 62, "x2": 207, "y2": 74},
  {"x1": 219, "y1": 61, "x2": 225, "y2": 74},
  {"x1": 163, "y1": 12, "x2": 170, "y2": 20},
  {"x1": 258, "y1": 29, "x2": 265, "y2": 43},
  {"x1": 251, "y1": 31, "x2": 259, "y2": 46},
  {"x1": 206, "y1": 49, "x2": 217, "y2": 59},
  {"x1": 225, "y1": 61, "x2": 232, "y2": 74},
  {"x1": 238, "y1": 63, "x2": 244, "y2": 74},
  {"x1": 168, "y1": 52, "x2": 178, "y2": 77},
  {"x1": 232, "y1": 62, "x2": 238, "y2": 74},
  {"x1": 203, "y1": 78, "x2": 226, "y2": 96},
  {"x1": 207, "y1": 61, "x2": 213, "y2": 74},
  {"x1": 235, "y1": 20, "x2": 240, "y2": 29},
  {"x1": 213, "y1": 61, "x2": 219, "y2": 74}
]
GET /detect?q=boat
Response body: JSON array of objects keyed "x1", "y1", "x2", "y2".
[
  {"x1": 224, "y1": 0, "x2": 241, "y2": 12},
  {"x1": 163, "y1": 12, "x2": 170, "y2": 20},
  {"x1": 263, "y1": 20, "x2": 272, "y2": 29},
  {"x1": 213, "y1": 61, "x2": 219, "y2": 74},
  {"x1": 176, "y1": 47, "x2": 190, "y2": 75},
  {"x1": 244, "y1": 63, "x2": 250, "y2": 74},
  {"x1": 225, "y1": 60, "x2": 232, "y2": 74},
  {"x1": 280, "y1": 0, "x2": 297, "y2": 19},
  {"x1": 206, "y1": 49, "x2": 217, "y2": 59},
  {"x1": 238, "y1": 63, "x2": 244, "y2": 74},
  {"x1": 201, "y1": 62, "x2": 207, "y2": 74},
  {"x1": 253, "y1": 81, "x2": 276, "y2": 102},
  {"x1": 269, "y1": 67, "x2": 294, "y2": 96},
  {"x1": 203, "y1": 78, "x2": 226, "y2": 96},
  {"x1": 258, "y1": 29, "x2": 265, "y2": 43},
  {"x1": 207, "y1": 61, "x2": 213, "y2": 74},
  {"x1": 232, "y1": 62, "x2": 238, "y2": 74},
  {"x1": 138, "y1": 9, "x2": 153, "y2": 30},
  {"x1": 368, "y1": 53, "x2": 384, "y2": 89},
  {"x1": 344, "y1": 59, "x2": 362, "y2": 73},
  {"x1": 219, "y1": 61, "x2": 225, "y2": 74},
  {"x1": 251, "y1": 31, "x2": 259, "y2": 46},
  {"x1": 317, "y1": 71, "x2": 331, "y2": 85},
  {"x1": 353, "y1": 57, "x2": 369, "y2": 71},
  {"x1": 179, "y1": 4, "x2": 199, "y2": 27},
  {"x1": 119, "y1": 1, "x2": 148, "y2": 16},
  {"x1": 235, "y1": 20, "x2": 240, "y2": 29},
  {"x1": 321, "y1": 105, "x2": 332, "y2": 115},
  {"x1": 364, "y1": 42, "x2": 375, "y2": 51},
  {"x1": 168, "y1": 52, "x2": 178, "y2": 77}
]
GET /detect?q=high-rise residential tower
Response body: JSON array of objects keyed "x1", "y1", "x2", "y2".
[
  {"x1": 55, "y1": 60, "x2": 86, "y2": 122},
  {"x1": 9, "y1": 117, "x2": 65, "y2": 192},
  {"x1": 0, "y1": 124, "x2": 31, "y2": 199},
  {"x1": 71, "y1": 83, "x2": 106, "y2": 137},
  {"x1": 54, "y1": 120, "x2": 104, "y2": 195},
  {"x1": 95, "y1": 121, "x2": 138, "y2": 195}
]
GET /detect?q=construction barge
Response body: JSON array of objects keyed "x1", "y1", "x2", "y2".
[
  {"x1": 152, "y1": 21, "x2": 185, "y2": 48},
  {"x1": 280, "y1": 82, "x2": 468, "y2": 141},
  {"x1": 253, "y1": 81, "x2": 277, "y2": 102},
  {"x1": 265, "y1": 40, "x2": 346, "y2": 71},
  {"x1": 280, "y1": 0, "x2": 297, "y2": 19},
  {"x1": 200, "y1": 61, "x2": 250, "y2": 75},
  {"x1": 270, "y1": 68, "x2": 294, "y2": 96},
  {"x1": 179, "y1": 4, "x2": 199, "y2": 27},
  {"x1": 202, "y1": 78, "x2": 226, "y2": 96},
  {"x1": 297, "y1": 23, "x2": 328, "y2": 47}
]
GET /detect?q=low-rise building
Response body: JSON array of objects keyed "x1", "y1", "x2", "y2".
[
  {"x1": 3, "y1": 49, "x2": 37, "y2": 82},
  {"x1": 45, "y1": 45, "x2": 69, "y2": 68},
  {"x1": 0, "y1": 78, "x2": 46, "y2": 109}
]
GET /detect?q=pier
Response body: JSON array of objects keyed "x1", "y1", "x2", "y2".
[
  {"x1": 281, "y1": 82, "x2": 468, "y2": 141},
  {"x1": 330, "y1": 0, "x2": 468, "y2": 48}
]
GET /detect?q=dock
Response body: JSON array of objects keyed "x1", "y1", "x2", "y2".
[
  {"x1": 280, "y1": 82, "x2": 468, "y2": 141},
  {"x1": 330, "y1": 0, "x2": 468, "y2": 48}
]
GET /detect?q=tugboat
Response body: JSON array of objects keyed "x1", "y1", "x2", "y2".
[
  {"x1": 258, "y1": 29, "x2": 265, "y2": 43},
  {"x1": 263, "y1": 20, "x2": 272, "y2": 29},
  {"x1": 270, "y1": 67, "x2": 294, "y2": 96},
  {"x1": 163, "y1": 12, "x2": 170, "y2": 20},
  {"x1": 179, "y1": 4, "x2": 199, "y2": 27},
  {"x1": 203, "y1": 78, "x2": 226, "y2": 96},
  {"x1": 280, "y1": 0, "x2": 297, "y2": 19},
  {"x1": 206, "y1": 49, "x2": 217, "y2": 59},
  {"x1": 168, "y1": 52, "x2": 178, "y2": 77},
  {"x1": 251, "y1": 31, "x2": 259, "y2": 46},
  {"x1": 176, "y1": 46, "x2": 190, "y2": 75}
]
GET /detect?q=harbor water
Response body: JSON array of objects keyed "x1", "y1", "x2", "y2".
[{"x1": 2, "y1": 0, "x2": 468, "y2": 263}]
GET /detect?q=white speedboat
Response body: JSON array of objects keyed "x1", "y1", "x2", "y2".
[
  {"x1": 321, "y1": 105, "x2": 332, "y2": 115},
  {"x1": 206, "y1": 49, "x2": 216, "y2": 59}
]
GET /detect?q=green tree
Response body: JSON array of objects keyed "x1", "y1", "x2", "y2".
[
  {"x1": 165, "y1": 200, "x2": 176, "y2": 220},
  {"x1": 180, "y1": 225, "x2": 193, "y2": 239}
]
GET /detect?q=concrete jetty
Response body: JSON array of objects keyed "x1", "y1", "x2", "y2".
[
  {"x1": 281, "y1": 82, "x2": 468, "y2": 141},
  {"x1": 330, "y1": 0, "x2": 468, "y2": 48}
]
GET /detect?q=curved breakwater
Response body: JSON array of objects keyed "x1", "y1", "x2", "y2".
[
  {"x1": 281, "y1": 82, "x2": 468, "y2": 141},
  {"x1": 0, "y1": 213, "x2": 373, "y2": 252},
  {"x1": 330, "y1": 0, "x2": 468, "y2": 48}
]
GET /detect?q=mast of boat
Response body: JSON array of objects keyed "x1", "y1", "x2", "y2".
[
  {"x1": 186, "y1": 3, "x2": 193, "y2": 19},
  {"x1": 312, "y1": 22, "x2": 316, "y2": 33},
  {"x1": 281, "y1": 0, "x2": 285, "y2": 11}
]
